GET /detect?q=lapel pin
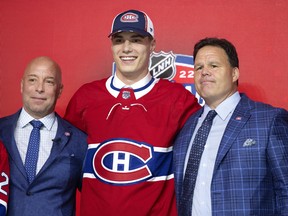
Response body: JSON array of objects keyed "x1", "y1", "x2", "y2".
[{"x1": 236, "y1": 116, "x2": 242, "y2": 120}]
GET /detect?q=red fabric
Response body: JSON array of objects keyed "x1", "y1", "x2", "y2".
[
  {"x1": 65, "y1": 77, "x2": 200, "y2": 216},
  {"x1": 0, "y1": 141, "x2": 9, "y2": 214}
]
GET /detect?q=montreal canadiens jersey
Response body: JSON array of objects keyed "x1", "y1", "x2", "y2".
[
  {"x1": 65, "y1": 75, "x2": 200, "y2": 216},
  {"x1": 0, "y1": 141, "x2": 9, "y2": 216}
]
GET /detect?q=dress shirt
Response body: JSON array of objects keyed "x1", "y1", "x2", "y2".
[
  {"x1": 184, "y1": 91, "x2": 241, "y2": 216},
  {"x1": 14, "y1": 108, "x2": 58, "y2": 174}
]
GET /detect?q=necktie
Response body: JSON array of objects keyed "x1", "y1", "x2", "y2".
[
  {"x1": 25, "y1": 120, "x2": 43, "y2": 183},
  {"x1": 179, "y1": 110, "x2": 217, "y2": 216}
]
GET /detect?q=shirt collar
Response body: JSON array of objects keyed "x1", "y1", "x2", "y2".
[
  {"x1": 19, "y1": 108, "x2": 56, "y2": 130},
  {"x1": 203, "y1": 91, "x2": 241, "y2": 120},
  {"x1": 112, "y1": 73, "x2": 153, "y2": 90}
]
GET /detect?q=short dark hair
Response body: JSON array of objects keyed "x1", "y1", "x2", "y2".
[{"x1": 193, "y1": 37, "x2": 239, "y2": 68}]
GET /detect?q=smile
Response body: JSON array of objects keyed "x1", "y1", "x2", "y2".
[{"x1": 120, "y1": 56, "x2": 136, "y2": 61}]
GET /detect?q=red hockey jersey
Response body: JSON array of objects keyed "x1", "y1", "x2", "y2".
[
  {"x1": 0, "y1": 141, "x2": 9, "y2": 216},
  {"x1": 65, "y1": 76, "x2": 200, "y2": 216}
]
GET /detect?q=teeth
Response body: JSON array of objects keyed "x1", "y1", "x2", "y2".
[{"x1": 121, "y1": 56, "x2": 136, "y2": 60}]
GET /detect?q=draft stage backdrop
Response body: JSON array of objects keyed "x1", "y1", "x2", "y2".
[{"x1": 1, "y1": 0, "x2": 288, "y2": 215}]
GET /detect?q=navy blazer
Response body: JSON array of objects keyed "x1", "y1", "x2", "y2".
[
  {"x1": 0, "y1": 110, "x2": 87, "y2": 216},
  {"x1": 173, "y1": 94, "x2": 288, "y2": 215}
]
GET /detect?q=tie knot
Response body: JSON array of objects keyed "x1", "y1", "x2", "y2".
[
  {"x1": 205, "y1": 110, "x2": 217, "y2": 122},
  {"x1": 30, "y1": 120, "x2": 43, "y2": 129}
]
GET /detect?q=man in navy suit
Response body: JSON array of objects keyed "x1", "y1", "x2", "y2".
[
  {"x1": 0, "y1": 56, "x2": 87, "y2": 216},
  {"x1": 173, "y1": 37, "x2": 288, "y2": 215}
]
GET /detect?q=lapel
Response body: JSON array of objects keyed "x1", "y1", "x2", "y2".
[
  {"x1": 1, "y1": 111, "x2": 73, "y2": 185},
  {"x1": 1, "y1": 111, "x2": 29, "y2": 180},
  {"x1": 214, "y1": 94, "x2": 253, "y2": 171},
  {"x1": 35, "y1": 114, "x2": 72, "y2": 179}
]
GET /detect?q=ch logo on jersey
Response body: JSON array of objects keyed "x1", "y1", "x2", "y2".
[
  {"x1": 93, "y1": 139, "x2": 153, "y2": 184},
  {"x1": 149, "y1": 51, "x2": 176, "y2": 80}
]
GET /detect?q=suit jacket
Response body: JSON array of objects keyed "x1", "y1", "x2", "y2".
[
  {"x1": 0, "y1": 110, "x2": 87, "y2": 216},
  {"x1": 173, "y1": 94, "x2": 288, "y2": 215}
]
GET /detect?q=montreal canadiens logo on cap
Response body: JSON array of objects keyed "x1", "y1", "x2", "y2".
[{"x1": 120, "y1": 12, "x2": 139, "y2": 23}]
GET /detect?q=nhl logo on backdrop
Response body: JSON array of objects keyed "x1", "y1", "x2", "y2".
[{"x1": 149, "y1": 51, "x2": 176, "y2": 80}]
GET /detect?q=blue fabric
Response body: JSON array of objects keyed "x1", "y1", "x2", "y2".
[
  {"x1": 0, "y1": 206, "x2": 5, "y2": 216},
  {"x1": 0, "y1": 110, "x2": 88, "y2": 216},
  {"x1": 180, "y1": 110, "x2": 217, "y2": 216},
  {"x1": 25, "y1": 120, "x2": 43, "y2": 183},
  {"x1": 173, "y1": 94, "x2": 288, "y2": 215}
]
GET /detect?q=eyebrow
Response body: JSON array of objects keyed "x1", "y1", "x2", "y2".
[{"x1": 26, "y1": 74, "x2": 37, "y2": 77}]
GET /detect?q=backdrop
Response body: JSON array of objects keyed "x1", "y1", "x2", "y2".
[{"x1": 1, "y1": 0, "x2": 288, "y2": 214}]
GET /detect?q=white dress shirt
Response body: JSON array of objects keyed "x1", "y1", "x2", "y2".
[
  {"x1": 184, "y1": 92, "x2": 241, "y2": 216},
  {"x1": 14, "y1": 108, "x2": 58, "y2": 174}
]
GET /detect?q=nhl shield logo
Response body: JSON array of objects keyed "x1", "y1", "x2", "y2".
[
  {"x1": 149, "y1": 51, "x2": 176, "y2": 80},
  {"x1": 122, "y1": 90, "x2": 131, "y2": 99}
]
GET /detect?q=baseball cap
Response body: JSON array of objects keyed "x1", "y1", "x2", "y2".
[{"x1": 108, "y1": 9, "x2": 154, "y2": 38}]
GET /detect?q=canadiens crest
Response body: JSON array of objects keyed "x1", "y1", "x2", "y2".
[
  {"x1": 121, "y1": 12, "x2": 139, "y2": 23},
  {"x1": 82, "y1": 139, "x2": 174, "y2": 185},
  {"x1": 92, "y1": 139, "x2": 153, "y2": 184}
]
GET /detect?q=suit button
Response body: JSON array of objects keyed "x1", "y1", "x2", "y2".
[{"x1": 26, "y1": 191, "x2": 33, "y2": 196}]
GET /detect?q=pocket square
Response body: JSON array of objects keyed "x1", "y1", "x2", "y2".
[{"x1": 243, "y1": 138, "x2": 256, "y2": 147}]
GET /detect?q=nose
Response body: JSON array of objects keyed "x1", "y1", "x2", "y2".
[
  {"x1": 123, "y1": 40, "x2": 132, "y2": 53},
  {"x1": 201, "y1": 66, "x2": 210, "y2": 76},
  {"x1": 35, "y1": 81, "x2": 45, "y2": 93}
]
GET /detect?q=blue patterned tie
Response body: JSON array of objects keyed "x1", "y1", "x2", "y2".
[
  {"x1": 25, "y1": 120, "x2": 43, "y2": 183},
  {"x1": 179, "y1": 110, "x2": 217, "y2": 216}
]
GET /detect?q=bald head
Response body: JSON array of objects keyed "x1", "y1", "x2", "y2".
[
  {"x1": 24, "y1": 56, "x2": 62, "y2": 85},
  {"x1": 21, "y1": 56, "x2": 64, "y2": 119}
]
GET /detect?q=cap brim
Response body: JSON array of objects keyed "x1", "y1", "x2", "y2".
[{"x1": 108, "y1": 28, "x2": 152, "y2": 38}]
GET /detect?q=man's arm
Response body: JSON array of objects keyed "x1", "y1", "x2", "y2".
[{"x1": 268, "y1": 108, "x2": 288, "y2": 214}]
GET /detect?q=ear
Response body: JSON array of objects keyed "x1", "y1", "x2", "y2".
[
  {"x1": 150, "y1": 39, "x2": 156, "y2": 53},
  {"x1": 232, "y1": 67, "x2": 239, "y2": 83},
  {"x1": 57, "y1": 84, "x2": 64, "y2": 99},
  {"x1": 20, "y1": 79, "x2": 24, "y2": 93}
]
